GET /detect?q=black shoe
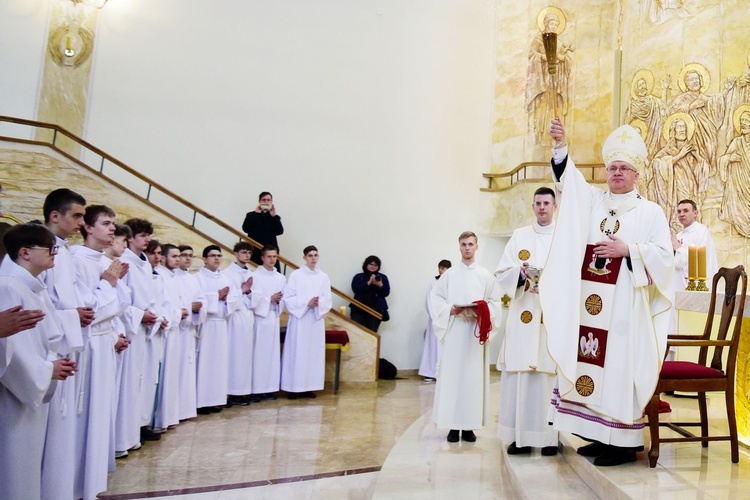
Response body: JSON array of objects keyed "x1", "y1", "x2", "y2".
[
  {"x1": 140, "y1": 427, "x2": 161, "y2": 441},
  {"x1": 210, "y1": 406, "x2": 222, "y2": 413},
  {"x1": 541, "y1": 446, "x2": 559, "y2": 456},
  {"x1": 461, "y1": 430, "x2": 476, "y2": 442},
  {"x1": 447, "y1": 430, "x2": 460, "y2": 442},
  {"x1": 264, "y1": 392, "x2": 278, "y2": 400},
  {"x1": 250, "y1": 394, "x2": 262, "y2": 403},
  {"x1": 303, "y1": 391, "x2": 317, "y2": 399},
  {"x1": 197, "y1": 407, "x2": 211, "y2": 415},
  {"x1": 232, "y1": 396, "x2": 250, "y2": 407},
  {"x1": 577, "y1": 441, "x2": 608, "y2": 457},
  {"x1": 507, "y1": 442, "x2": 531, "y2": 455},
  {"x1": 593, "y1": 447, "x2": 637, "y2": 467},
  {"x1": 288, "y1": 393, "x2": 299, "y2": 400}
]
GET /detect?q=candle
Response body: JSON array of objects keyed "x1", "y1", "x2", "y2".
[
  {"x1": 687, "y1": 245, "x2": 697, "y2": 279},
  {"x1": 697, "y1": 246, "x2": 707, "y2": 279},
  {"x1": 339, "y1": 305, "x2": 346, "y2": 315},
  {"x1": 66, "y1": 36, "x2": 72, "y2": 51}
]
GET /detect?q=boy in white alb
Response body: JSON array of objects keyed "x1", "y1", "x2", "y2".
[
  {"x1": 174, "y1": 245, "x2": 206, "y2": 419},
  {"x1": 418, "y1": 259, "x2": 451, "y2": 381},
  {"x1": 0, "y1": 224, "x2": 77, "y2": 500},
  {"x1": 70, "y1": 205, "x2": 130, "y2": 499},
  {"x1": 250, "y1": 245, "x2": 286, "y2": 401},
  {"x1": 195, "y1": 245, "x2": 233, "y2": 413},
  {"x1": 223, "y1": 242, "x2": 257, "y2": 406},
  {"x1": 281, "y1": 245, "x2": 332, "y2": 399}
]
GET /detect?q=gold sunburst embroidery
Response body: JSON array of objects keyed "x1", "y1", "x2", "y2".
[{"x1": 575, "y1": 375, "x2": 595, "y2": 397}]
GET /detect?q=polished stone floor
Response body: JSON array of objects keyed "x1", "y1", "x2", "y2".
[
  {"x1": 101, "y1": 373, "x2": 750, "y2": 499},
  {"x1": 101, "y1": 375, "x2": 438, "y2": 499}
]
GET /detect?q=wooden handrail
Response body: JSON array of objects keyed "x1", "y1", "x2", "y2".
[
  {"x1": 0, "y1": 115, "x2": 382, "y2": 320},
  {"x1": 480, "y1": 161, "x2": 605, "y2": 192}
]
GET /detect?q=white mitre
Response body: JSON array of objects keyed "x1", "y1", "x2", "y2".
[{"x1": 601, "y1": 124, "x2": 648, "y2": 170}]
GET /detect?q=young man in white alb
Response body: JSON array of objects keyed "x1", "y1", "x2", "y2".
[
  {"x1": 430, "y1": 232, "x2": 503, "y2": 443},
  {"x1": 495, "y1": 188, "x2": 559, "y2": 457},
  {"x1": 0, "y1": 223, "x2": 77, "y2": 500},
  {"x1": 281, "y1": 245, "x2": 332, "y2": 399},
  {"x1": 70, "y1": 205, "x2": 130, "y2": 499},
  {"x1": 195, "y1": 245, "x2": 233, "y2": 413},
  {"x1": 250, "y1": 245, "x2": 286, "y2": 402},
  {"x1": 174, "y1": 245, "x2": 206, "y2": 420},
  {"x1": 223, "y1": 242, "x2": 257, "y2": 406}
]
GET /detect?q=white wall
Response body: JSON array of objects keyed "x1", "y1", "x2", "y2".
[
  {"x1": 3, "y1": 0, "x2": 497, "y2": 369},
  {"x1": 0, "y1": 0, "x2": 49, "y2": 138}
]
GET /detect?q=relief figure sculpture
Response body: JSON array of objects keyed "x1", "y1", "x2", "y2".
[
  {"x1": 627, "y1": 69, "x2": 667, "y2": 158},
  {"x1": 650, "y1": 113, "x2": 708, "y2": 223},
  {"x1": 666, "y1": 63, "x2": 733, "y2": 167},
  {"x1": 719, "y1": 106, "x2": 750, "y2": 238},
  {"x1": 526, "y1": 7, "x2": 573, "y2": 145},
  {"x1": 642, "y1": 0, "x2": 689, "y2": 25}
]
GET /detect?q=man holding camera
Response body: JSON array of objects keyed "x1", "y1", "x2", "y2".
[
  {"x1": 495, "y1": 187, "x2": 559, "y2": 457},
  {"x1": 242, "y1": 192, "x2": 283, "y2": 271}
]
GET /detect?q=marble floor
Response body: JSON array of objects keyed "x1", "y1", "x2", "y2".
[{"x1": 100, "y1": 373, "x2": 750, "y2": 499}]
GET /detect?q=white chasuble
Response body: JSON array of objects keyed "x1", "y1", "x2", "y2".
[
  {"x1": 495, "y1": 222, "x2": 559, "y2": 448},
  {"x1": 540, "y1": 159, "x2": 673, "y2": 447},
  {"x1": 430, "y1": 262, "x2": 502, "y2": 430},
  {"x1": 251, "y1": 266, "x2": 286, "y2": 394},
  {"x1": 495, "y1": 222, "x2": 556, "y2": 374},
  {"x1": 280, "y1": 266, "x2": 332, "y2": 393}
]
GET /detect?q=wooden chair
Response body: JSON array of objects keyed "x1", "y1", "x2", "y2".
[{"x1": 647, "y1": 265, "x2": 747, "y2": 468}]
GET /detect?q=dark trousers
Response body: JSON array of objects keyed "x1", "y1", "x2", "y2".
[{"x1": 350, "y1": 309, "x2": 382, "y2": 333}]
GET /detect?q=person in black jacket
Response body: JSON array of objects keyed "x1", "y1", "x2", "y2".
[
  {"x1": 242, "y1": 192, "x2": 284, "y2": 271},
  {"x1": 349, "y1": 255, "x2": 390, "y2": 332}
]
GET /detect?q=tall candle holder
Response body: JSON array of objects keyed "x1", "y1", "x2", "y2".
[
  {"x1": 686, "y1": 278, "x2": 697, "y2": 291},
  {"x1": 696, "y1": 277, "x2": 709, "y2": 292}
]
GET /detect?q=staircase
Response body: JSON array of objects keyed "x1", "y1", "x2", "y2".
[{"x1": 0, "y1": 114, "x2": 381, "y2": 384}]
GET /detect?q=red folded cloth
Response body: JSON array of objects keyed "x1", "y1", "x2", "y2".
[{"x1": 472, "y1": 300, "x2": 491, "y2": 345}]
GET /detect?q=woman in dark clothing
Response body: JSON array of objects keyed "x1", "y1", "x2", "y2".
[{"x1": 350, "y1": 255, "x2": 390, "y2": 332}]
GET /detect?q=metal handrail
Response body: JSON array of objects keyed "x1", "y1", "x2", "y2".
[{"x1": 0, "y1": 114, "x2": 382, "y2": 320}]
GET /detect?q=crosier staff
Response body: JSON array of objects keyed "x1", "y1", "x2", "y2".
[{"x1": 542, "y1": 30, "x2": 559, "y2": 121}]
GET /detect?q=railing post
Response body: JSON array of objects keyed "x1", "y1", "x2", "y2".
[
  {"x1": 100, "y1": 157, "x2": 105, "y2": 173},
  {"x1": 52, "y1": 129, "x2": 57, "y2": 146},
  {"x1": 146, "y1": 184, "x2": 152, "y2": 200},
  {"x1": 191, "y1": 211, "x2": 197, "y2": 227}
]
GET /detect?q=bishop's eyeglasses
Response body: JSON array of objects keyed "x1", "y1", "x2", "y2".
[{"x1": 605, "y1": 165, "x2": 637, "y2": 174}]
